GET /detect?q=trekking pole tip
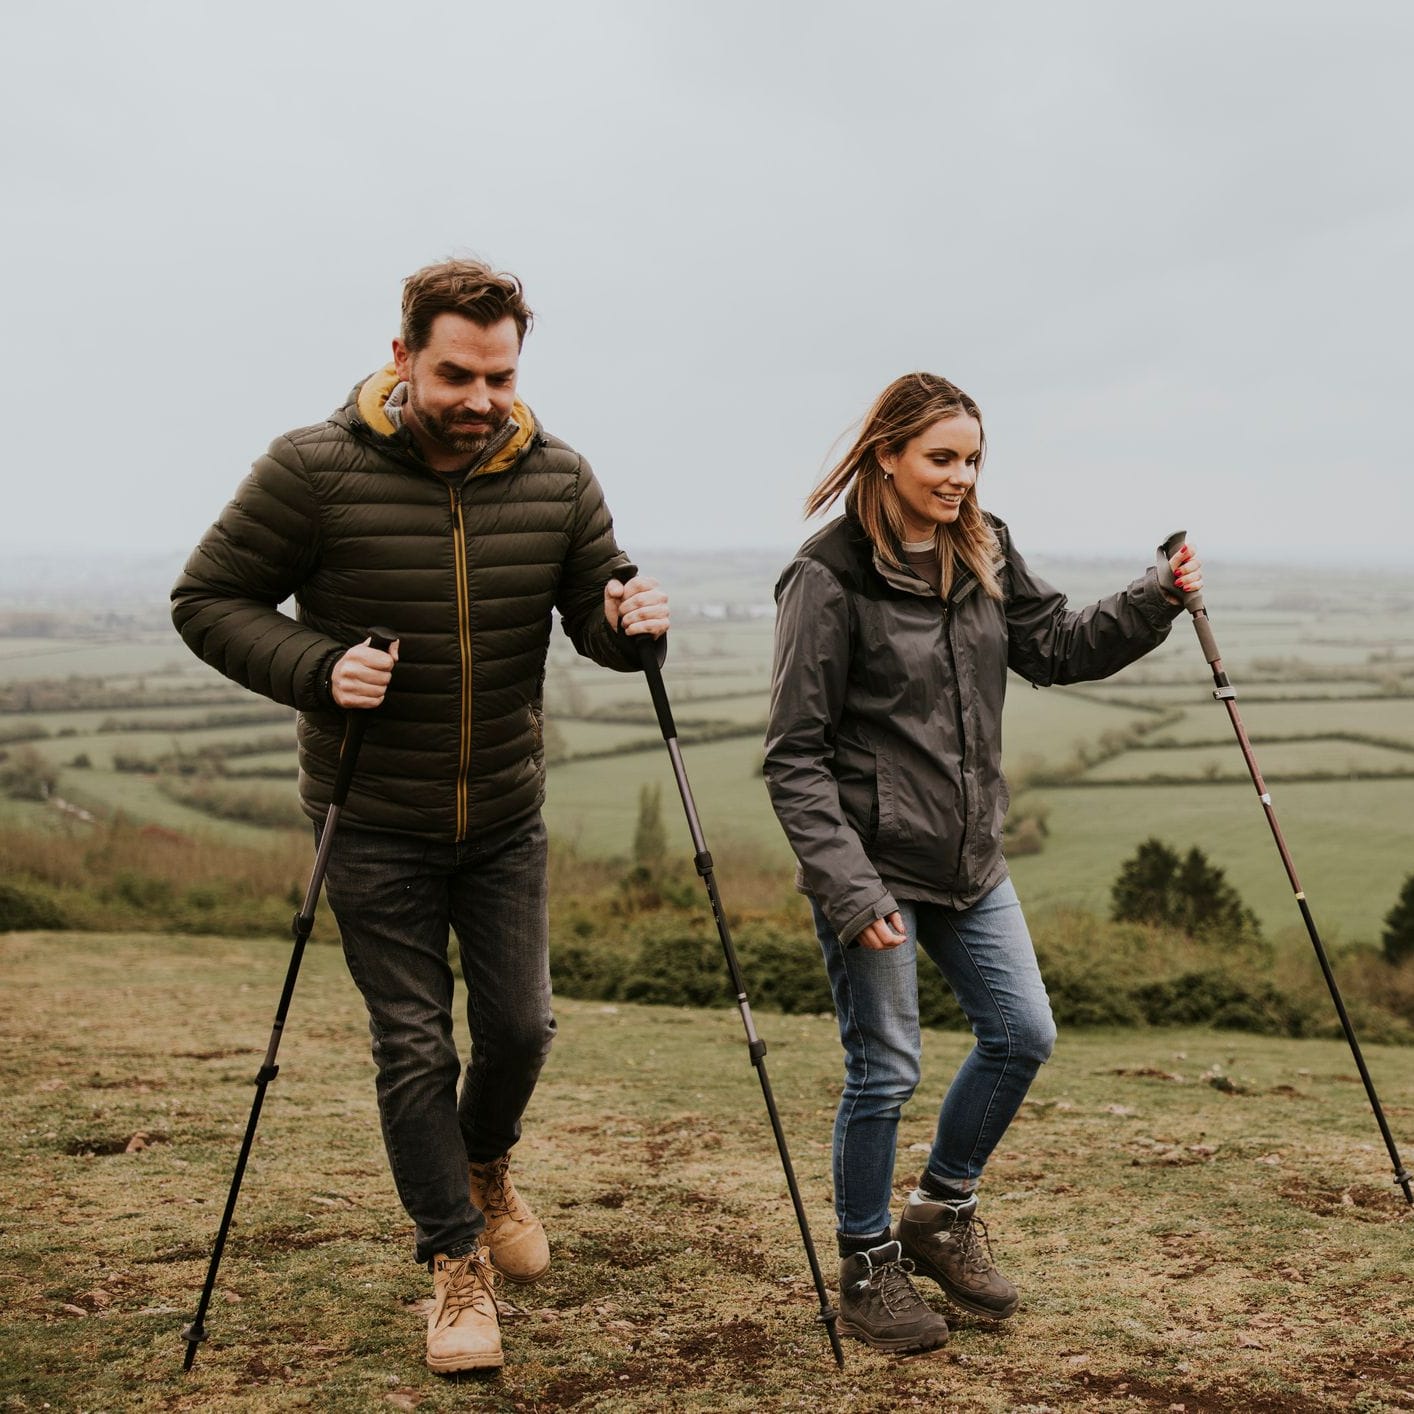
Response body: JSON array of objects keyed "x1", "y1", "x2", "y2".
[
  {"x1": 180, "y1": 1320, "x2": 206, "y2": 1371},
  {"x1": 817, "y1": 1303, "x2": 845, "y2": 1366}
]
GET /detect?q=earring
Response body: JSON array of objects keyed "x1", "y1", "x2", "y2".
[{"x1": 883, "y1": 471, "x2": 893, "y2": 480}]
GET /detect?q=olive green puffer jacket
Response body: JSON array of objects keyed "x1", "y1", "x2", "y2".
[{"x1": 171, "y1": 372, "x2": 637, "y2": 842}]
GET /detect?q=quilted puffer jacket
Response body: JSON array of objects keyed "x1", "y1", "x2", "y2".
[{"x1": 172, "y1": 368, "x2": 638, "y2": 841}]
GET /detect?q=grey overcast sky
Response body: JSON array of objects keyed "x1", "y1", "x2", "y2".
[{"x1": 4, "y1": 0, "x2": 1411, "y2": 568}]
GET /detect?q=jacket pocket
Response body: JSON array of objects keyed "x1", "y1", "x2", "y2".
[{"x1": 871, "y1": 739, "x2": 911, "y2": 846}]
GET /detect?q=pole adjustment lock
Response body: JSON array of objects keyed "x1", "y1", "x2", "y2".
[
  {"x1": 255, "y1": 1064, "x2": 279, "y2": 1085},
  {"x1": 1212, "y1": 686, "x2": 1236, "y2": 701},
  {"x1": 694, "y1": 850, "x2": 714, "y2": 876}
]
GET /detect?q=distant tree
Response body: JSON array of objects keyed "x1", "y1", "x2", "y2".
[
  {"x1": 1111, "y1": 838, "x2": 1180, "y2": 927},
  {"x1": 1111, "y1": 838, "x2": 1260, "y2": 940},
  {"x1": 0, "y1": 746, "x2": 56, "y2": 802},
  {"x1": 1382, "y1": 874, "x2": 1414, "y2": 966},
  {"x1": 1171, "y1": 847, "x2": 1262, "y2": 939},
  {"x1": 633, "y1": 783, "x2": 667, "y2": 870}
]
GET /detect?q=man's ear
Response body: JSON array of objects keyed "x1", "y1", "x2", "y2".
[{"x1": 391, "y1": 338, "x2": 412, "y2": 381}]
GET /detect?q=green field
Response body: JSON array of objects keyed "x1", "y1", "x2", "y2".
[
  {"x1": 2, "y1": 930, "x2": 1411, "y2": 1413},
  {"x1": 1153, "y1": 695, "x2": 1414, "y2": 747},
  {"x1": 1086, "y1": 738, "x2": 1414, "y2": 782},
  {"x1": 4, "y1": 555, "x2": 1413, "y2": 948},
  {"x1": 1007, "y1": 777, "x2": 1414, "y2": 942}
]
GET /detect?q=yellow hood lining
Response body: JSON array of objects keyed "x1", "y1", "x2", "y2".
[{"x1": 356, "y1": 363, "x2": 534, "y2": 475}]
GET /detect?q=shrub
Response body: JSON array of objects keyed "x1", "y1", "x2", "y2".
[
  {"x1": 1111, "y1": 838, "x2": 1261, "y2": 940},
  {"x1": 0, "y1": 883, "x2": 68, "y2": 932},
  {"x1": 621, "y1": 919, "x2": 729, "y2": 1007},
  {"x1": 1381, "y1": 874, "x2": 1414, "y2": 966},
  {"x1": 735, "y1": 923, "x2": 831, "y2": 1014},
  {"x1": 1042, "y1": 965, "x2": 1145, "y2": 1027},
  {"x1": 1131, "y1": 968, "x2": 1312, "y2": 1035},
  {"x1": 0, "y1": 746, "x2": 57, "y2": 801},
  {"x1": 633, "y1": 783, "x2": 667, "y2": 870}
]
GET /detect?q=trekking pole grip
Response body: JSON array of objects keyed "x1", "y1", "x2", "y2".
[
  {"x1": 1157, "y1": 531, "x2": 1220, "y2": 665},
  {"x1": 611, "y1": 564, "x2": 674, "y2": 738},
  {"x1": 329, "y1": 626, "x2": 397, "y2": 806}
]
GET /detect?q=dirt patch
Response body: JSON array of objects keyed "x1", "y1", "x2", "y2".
[
  {"x1": 1072, "y1": 1370, "x2": 1335, "y2": 1413},
  {"x1": 667, "y1": 1315, "x2": 774, "y2": 1373},
  {"x1": 64, "y1": 1131, "x2": 169, "y2": 1156},
  {"x1": 1279, "y1": 1181, "x2": 1413, "y2": 1223},
  {"x1": 86, "y1": 1075, "x2": 170, "y2": 1091}
]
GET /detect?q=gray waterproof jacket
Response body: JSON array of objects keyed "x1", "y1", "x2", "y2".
[
  {"x1": 763, "y1": 513, "x2": 1181, "y2": 943},
  {"x1": 172, "y1": 371, "x2": 637, "y2": 843}
]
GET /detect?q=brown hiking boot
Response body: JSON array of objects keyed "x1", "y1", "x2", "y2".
[
  {"x1": 468, "y1": 1153, "x2": 550, "y2": 1284},
  {"x1": 426, "y1": 1246, "x2": 502, "y2": 1373},
  {"x1": 836, "y1": 1240, "x2": 949, "y2": 1354},
  {"x1": 894, "y1": 1192, "x2": 1019, "y2": 1320}
]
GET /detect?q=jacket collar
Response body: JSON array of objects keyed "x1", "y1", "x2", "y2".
[
  {"x1": 865, "y1": 536, "x2": 984, "y2": 606},
  {"x1": 351, "y1": 364, "x2": 536, "y2": 477}
]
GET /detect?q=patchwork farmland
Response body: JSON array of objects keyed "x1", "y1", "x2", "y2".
[{"x1": 2, "y1": 549, "x2": 1412, "y2": 943}]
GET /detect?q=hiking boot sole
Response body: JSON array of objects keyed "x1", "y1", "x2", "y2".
[
  {"x1": 491, "y1": 1255, "x2": 550, "y2": 1285},
  {"x1": 909, "y1": 1266, "x2": 1019, "y2": 1321},
  {"x1": 836, "y1": 1318, "x2": 948, "y2": 1353},
  {"x1": 427, "y1": 1347, "x2": 505, "y2": 1373}
]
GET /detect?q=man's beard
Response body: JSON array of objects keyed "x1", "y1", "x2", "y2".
[{"x1": 407, "y1": 385, "x2": 511, "y2": 457}]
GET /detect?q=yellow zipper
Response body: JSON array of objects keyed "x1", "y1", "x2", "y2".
[{"x1": 448, "y1": 487, "x2": 473, "y2": 841}]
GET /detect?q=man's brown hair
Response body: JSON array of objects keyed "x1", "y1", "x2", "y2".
[{"x1": 400, "y1": 259, "x2": 535, "y2": 351}]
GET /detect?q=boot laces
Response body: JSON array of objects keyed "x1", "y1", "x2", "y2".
[
  {"x1": 437, "y1": 1249, "x2": 499, "y2": 1328},
  {"x1": 951, "y1": 1210, "x2": 997, "y2": 1276},
  {"x1": 862, "y1": 1253, "x2": 927, "y2": 1316},
  {"x1": 472, "y1": 1154, "x2": 517, "y2": 1220}
]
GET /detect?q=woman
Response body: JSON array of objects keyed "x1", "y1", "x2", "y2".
[{"x1": 763, "y1": 373, "x2": 1201, "y2": 1354}]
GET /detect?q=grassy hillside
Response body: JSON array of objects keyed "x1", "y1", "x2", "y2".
[
  {"x1": 3, "y1": 553, "x2": 1413, "y2": 944},
  {"x1": 2, "y1": 931, "x2": 1411, "y2": 1412}
]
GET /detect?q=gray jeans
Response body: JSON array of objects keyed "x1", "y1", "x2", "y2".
[{"x1": 319, "y1": 813, "x2": 555, "y2": 1264}]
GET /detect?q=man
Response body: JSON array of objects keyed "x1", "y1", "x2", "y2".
[{"x1": 172, "y1": 260, "x2": 669, "y2": 1373}]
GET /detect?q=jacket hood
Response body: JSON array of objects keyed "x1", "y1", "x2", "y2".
[{"x1": 346, "y1": 363, "x2": 537, "y2": 476}]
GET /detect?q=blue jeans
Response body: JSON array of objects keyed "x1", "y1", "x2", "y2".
[
  {"x1": 812, "y1": 877, "x2": 1056, "y2": 1242},
  {"x1": 319, "y1": 813, "x2": 555, "y2": 1264}
]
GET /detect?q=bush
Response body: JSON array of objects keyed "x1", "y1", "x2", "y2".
[
  {"x1": 1042, "y1": 965, "x2": 1145, "y2": 1027},
  {"x1": 621, "y1": 919, "x2": 729, "y2": 1007},
  {"x1": 1131, "y1": 968, "x2": 1312, "y2": 1035},
  {"x1": 1111, "y1": 838, "x2": 1261, "y2": 940},
  {"x1": 0, "y1": 883, "x2": 68, "y2": 932},
  {"x1": 0, "y1": 746, "x2": 57, "y2": 801},
  {"x1": 736, "y1": 923, "x2": 831, "y2": 1014},
  {"x1": 1381, "y1": 874, "x2": 1414, "y2": 966},
  {"x1": 551, "y1": 937, "x2": 630, "y2": 1001}
]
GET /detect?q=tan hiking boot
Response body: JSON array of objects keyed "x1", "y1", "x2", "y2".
[
  {"x1": 468, "y1": 1153, "x2": 550, "y2": 1284},
  {"x1": 426, "y1": 1246, "x2": 502, "y2": 1373}
]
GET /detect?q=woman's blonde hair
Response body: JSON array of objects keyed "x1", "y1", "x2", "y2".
[{"x1": 806, "y1": 372, "x2": 1002, "y2": 600}]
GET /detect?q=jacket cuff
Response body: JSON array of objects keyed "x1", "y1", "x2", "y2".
[
  {"x1": 312, "y1": 645, "x2": 348, "y2": 709},
  {"x1": 1137, "y1": 568, "x2": 1184, "y2": 629},
  {"x1": 838, "y1": 891, "x2": 900, "y2": 945}
]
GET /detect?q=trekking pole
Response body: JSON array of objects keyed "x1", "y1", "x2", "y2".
[
  {"x1": 182, "y1": 628, "x2": 398, "y2": 1370},
  {"x1": 1158, "y1": 532, "x2": 1412, "y2": 1205},
  {"x1": 616, "y1": 583, "x2": 845, "y2": 1368}
]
